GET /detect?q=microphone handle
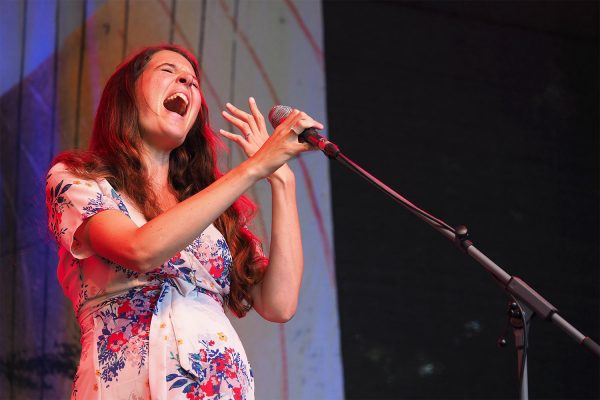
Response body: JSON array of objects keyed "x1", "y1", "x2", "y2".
[{"x1": 299, "y1": 128, "x2": 341, "y2": 159}]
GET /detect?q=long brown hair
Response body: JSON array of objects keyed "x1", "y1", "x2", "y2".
[{"x1": 53, "y1": 44, "x2": 267, "y2": 317}]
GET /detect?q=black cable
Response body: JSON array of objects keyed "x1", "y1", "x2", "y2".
[{"x1": 336, "y1": 153, "x2": 456, "y2": 235}]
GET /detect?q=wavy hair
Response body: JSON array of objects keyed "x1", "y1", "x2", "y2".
[{"x1": 52, "y1": 44, "x2": 267, "y2": 317}]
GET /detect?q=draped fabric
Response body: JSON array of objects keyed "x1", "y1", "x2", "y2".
[{"x1": 0, "y1": 1, "x2": 343, "y2": 399}]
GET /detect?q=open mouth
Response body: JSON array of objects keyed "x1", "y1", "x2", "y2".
[{"x1": 163, "y1": 93, "x2": 189, "y2": 116}]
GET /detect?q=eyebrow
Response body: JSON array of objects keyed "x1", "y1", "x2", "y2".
[{"x1": 158, "y1": 62, "x2": 177, "y2": 69}]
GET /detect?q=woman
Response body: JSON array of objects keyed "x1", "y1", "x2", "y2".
[{"x1": 45, "y1": 44, "x2": 322, "y2": 399}]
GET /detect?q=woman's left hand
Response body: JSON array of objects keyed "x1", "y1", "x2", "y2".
[
  {"x1": 220, "y1": 97, "x2": 270, "y2": 158},
  {"x1": 219, "y1": 98, "x2": 321, "y2": 182}
]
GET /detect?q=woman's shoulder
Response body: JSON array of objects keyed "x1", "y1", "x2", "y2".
[
  {"x1": 47, "y1": 150, "x2": 110, "y2": 182},
  {"x1": 47, "y1": 161, "x2": 68, "y2": 175},
  {"x1": 46, "y1": 159, "x2": 139, "y2": 223},
  {"x1": 47, "y1": 161, "x2": 111, "y2": 188},
  {"x1": 47, "y1": 162, "x2": 76, "y2": 181},
  {"x1": 45, "y1": 162, "x2": 121, "y2": 211},
  {"x1": 47, "y1": 162, "x2": 89, "y2": 189},
  {"x1": 45, "y1": 163, "x2": 131, "y2": 259}
]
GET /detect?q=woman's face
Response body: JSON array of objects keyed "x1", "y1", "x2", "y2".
[{"x1": 135, "y1": 50, "x2": 202, "y2": 154}]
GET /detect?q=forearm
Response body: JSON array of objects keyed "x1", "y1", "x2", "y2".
[
  {"x1": 86, "y1": 158, "x2": 260, "y2": 272},
  {"x1": 253, "y1": 167, "x2": 304, "y2": 322}
]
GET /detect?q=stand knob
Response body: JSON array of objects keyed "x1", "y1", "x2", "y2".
[{"x1": 454, "y1": 225, "x2": 473, "y2": 252}]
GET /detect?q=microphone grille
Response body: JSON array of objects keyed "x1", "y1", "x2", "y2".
[{"x1": 268, "y1": 105, "x2": 293, "y2": 128}]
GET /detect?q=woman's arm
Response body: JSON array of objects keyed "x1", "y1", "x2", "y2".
[
  {"x1": 250, "y1": 167, "x2": 303, "y2": 322},
  {"x1": 79, "y1": 159, "x2": 257, "y2": 273},
  {"x1": 220, "y1": 99, "x2": 323, "y2": 322},
  {"x1": 77, "y1": 107, "x2": 315, "y2": 273}
]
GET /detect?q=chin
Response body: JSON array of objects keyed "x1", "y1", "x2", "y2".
[
  {"x1": 160, "y1": 123, "x2": 190, "y2": 144},
  {"x1": 166, "y1": 135, "x2": 189, "y2": 151}
]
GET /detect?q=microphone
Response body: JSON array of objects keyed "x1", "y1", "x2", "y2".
[{"x1": 268, "y1": 105, "x2": 340, "y2": 159}]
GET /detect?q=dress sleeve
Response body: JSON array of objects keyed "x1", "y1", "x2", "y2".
[{"x1": 46, "y1": 163, "x2": 121, "y2": 259}]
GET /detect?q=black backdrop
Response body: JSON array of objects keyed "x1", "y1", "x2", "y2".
[{"x1": 323, "y1": 1, "x2": 598, "y2": 399}]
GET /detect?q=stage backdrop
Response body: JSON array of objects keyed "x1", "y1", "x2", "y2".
[
  {"x1": 0, "y1": 1, "x2": 343, "y2": 399},
  {"x1": 324, "y1": 2, "x2": 598, "y2": 399}
]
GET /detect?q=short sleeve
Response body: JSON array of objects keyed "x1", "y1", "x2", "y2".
[{"x1": 46, "y1": 163, "x2": 121, "y2": 259}]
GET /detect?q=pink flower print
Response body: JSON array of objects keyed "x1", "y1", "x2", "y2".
[
  {"x1": 209, "y1": 256, "x2": 225, "y2": 278},
  {"x1": 224, "y1": 349, "x2": 238, "y2": 379},
  {"x1": 185, "y1": 388, "x2": 203, "y2": 400},
  {"x1": 199, "y1": 349, "x2": 207, "y2": 362},
  {"x1": 124, "y1": 340, "x2": 142, "y2": 366},
  {"x1": 107, "y1": 331, "x2": 126, "y2": 353},
  {"x1": 117, "y1": 301, "x2": 134, "y2": 317},
  {"x1": 137, "y1": 312, "x2": 152, "y2": 327},
  {"x1": 233, "y1": 386, "x2": 243, "y2": 400},
  {"x1": 225, "y1": 366, "x2": 238, "y2": 380},
  {"x1": 208, "y1": 340, "x2": 215, "y2": 346},
  {"x1": 170, "y1": 252, "x2": 182, "y2": 264},
  {"x1": 131, "y1": 322, "x2": 148, "y2": 338},
  {"x1": 142, "y1": 284, "x2": 160, "y2": 293},
  {"x1": 200, "y1": 375, "x2": 219, "y2": 396},
  {"x1": 215, "y1": 355, "x2": 227, "y2": 373}
]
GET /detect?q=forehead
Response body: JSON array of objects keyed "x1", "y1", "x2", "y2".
[{"x1": 147, "y1": 50, "x2": 196, "y2": 75}]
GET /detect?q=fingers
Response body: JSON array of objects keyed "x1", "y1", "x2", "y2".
[
  {"x1": 218, "y1": 129, "x2": 255, "y2": 156},
  {"x1": 282, "y1": 110, "x2": 324, "y2": 136},
  {"x1": 218, "y1": 129, "x2": 245, "y2": 146},
  {"x1": 223, "y1": 100, "x2": 323, "y2": 138},
  {"x1": 270, "y1": 110, "x2": 313, "y2": 153},
  {"x1": 221, "y1": 100, "x2": 325, "y2": 158},
  {"x1": 223, "y1": 101, "x2": 262, "y2": 140},
  {"x1": 248, "y1": 97, "x2": 267, "y2": 133},
  {"x1": 221, "y1": 108, "x2": 253, "y2": 140}
]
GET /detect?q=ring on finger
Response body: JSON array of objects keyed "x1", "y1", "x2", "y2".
[
  {"x1": 244, "y1": 132, "x2": 251, "y2": 140},
  {"x1": 290, "y1": 125, "x2": 302, "y2": 135}
]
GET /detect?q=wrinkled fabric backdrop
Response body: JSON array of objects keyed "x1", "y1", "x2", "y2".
[{"x1": 0, "y1": 1, "x2": 343, "y2": 399}]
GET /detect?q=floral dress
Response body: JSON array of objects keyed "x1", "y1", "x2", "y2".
[{"x1": 46, "y1": 163, "x2": 254, "y2": 400}]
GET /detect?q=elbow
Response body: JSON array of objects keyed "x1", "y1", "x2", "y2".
[
  {"x1": 277, "y1": 312, "x2": 296, "y2": 324},
  {"x1": 89, "y1": 235, "x2": 156, "y2": 273},
  {"x1": 122, "y1": 241, "x2": 159, "y2": 273},
  {"x1": 253, "y1": 283, "x2": 301, "y2": 323},
  {"x1": 262, "y1": 304, "x2": 298, "y2": 323},
  {"x1": 266, "y1": 314, "x2": 295, "y2": 324}
]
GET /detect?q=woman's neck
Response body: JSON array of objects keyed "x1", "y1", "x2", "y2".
[
  {"x1": 141, "y1": 146, "x2": 178, "y2": 210},
  {"x1": 141, "y1": 143, "x2": 170, "y2": 188}
]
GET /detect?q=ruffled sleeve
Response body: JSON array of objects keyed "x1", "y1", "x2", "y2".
[{"x1": 46, "y1": 163, "x2": 121, "y2": 259}]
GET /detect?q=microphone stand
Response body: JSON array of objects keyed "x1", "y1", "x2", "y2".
[{"x1": 315, "y1": 142, "x2": 600, "y2": 399}]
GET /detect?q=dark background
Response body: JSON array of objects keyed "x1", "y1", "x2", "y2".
[{"x1": 323, "y1": 1, "x2": 598, "y2": 399}]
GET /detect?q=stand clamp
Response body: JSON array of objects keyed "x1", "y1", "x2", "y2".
[{"x1": 454, "y1": 225, "x2": 473, "y2": 253}]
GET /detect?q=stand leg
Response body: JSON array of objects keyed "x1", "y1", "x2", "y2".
[{"x1": 508, "y1": 299, "x2": 533, "y2": 400}]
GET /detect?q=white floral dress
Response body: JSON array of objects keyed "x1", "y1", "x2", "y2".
[{"x1": 46, "y1": 163, "x2": 254, "y2": 400}]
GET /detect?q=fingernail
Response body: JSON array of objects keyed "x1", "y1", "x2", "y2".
[
  {"x1": 226, "y1": 102, "x2": 232, "y2": 107},
  {"x1": 249, "y1": 97, "x2": 255, "y2": 103}
]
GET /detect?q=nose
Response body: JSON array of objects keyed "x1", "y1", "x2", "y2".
[{"x1": 178, "y1": 73, "x2": 194, "y2": 86}]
